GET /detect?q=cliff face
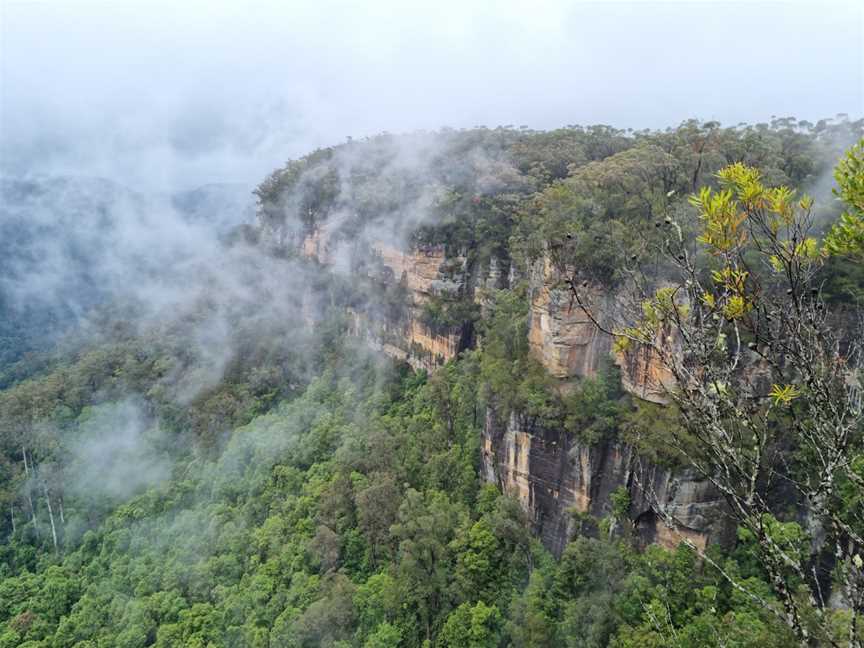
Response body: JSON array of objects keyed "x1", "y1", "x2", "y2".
[
  {"x1": 527, "y1": 257, "x2": 674, "y2": 404},
  {"x1": 299, "y1": 229, "x2": 721, "y2": 555},
  {"x1": 506, "y1": 258, "x2": 718, "y2": 553},
  {"x1": 347, "y1": 307, "x2": 467, "y2": 373},
  {"x1": 481, "y1": 408, "x2": 730, "y2": 557},
  {"x1": 303, "y1": 227, "x2": 671, "y2": 386},
  {"x1": 368, "y1": 242, "x2": 470, "y2": 372},
  {"x1": 301, "y1": 229, "x2": 471, "y2": 372},
  {"x1": 616, "y1": 334, "x2": 677, "y2": 404},
  {"x1": 301, "y1": 227, "x2": 331, "y2": 264},
  {"x1": 527, "y1": 257, "x2": 612, "y2": 380}
]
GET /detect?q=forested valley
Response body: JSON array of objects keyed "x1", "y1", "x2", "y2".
[{"x1": 2, "y1": 118, "x2": 864, "y2": 648}]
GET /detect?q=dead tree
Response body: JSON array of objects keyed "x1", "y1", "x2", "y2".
[
  {"x1": 42, "y1": 481, "x2": 58, "y2": 554},
  {"x1": 22, "y1": 447, "x2": 38, "y2": 538}
]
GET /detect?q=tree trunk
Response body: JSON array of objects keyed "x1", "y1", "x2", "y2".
[
  {"x1": 22, "y1": 447, "x2": 38, "y2": 537},
  {"x1": 43, "y1": 482, "x2": 58, "y2": 554},
  {"x1": 9, "y1": 504, "x2": 15, "y2": 534}
]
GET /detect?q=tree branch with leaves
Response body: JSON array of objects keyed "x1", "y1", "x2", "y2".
[{"x1": 568, "y1": 144, "x2": 864, "y2": 647}]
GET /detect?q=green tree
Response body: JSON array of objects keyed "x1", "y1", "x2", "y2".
[
  {"x1": 437, "y1": 601, "x2": 503, "y2": 648},
  {"x1": 363, "y1": 622, "x2": 403, "y2": 648},
  {"x1": 825, "y1": 138, "x2": 864, "y2": 260},
  {"x1": 391, "y1": 489, "x2": 467, "y2": 644},
  {"x1": 571, "y1": 155, "x2": 864, "y2": 645},
  {"x1": 453, "y1": 518, "x2": 503, "y2": 603}
]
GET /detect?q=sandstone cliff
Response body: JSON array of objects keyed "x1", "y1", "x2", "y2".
[
  {"x1": 527, "y1": 257, "x2": 613, "y2": 380},
  {"x1": 527, "y1": 256, "x2": 675, "y2": 404},
  {"x1": 301, "y1": 228, "x2": 471, "y2": 372},
  {"x1": 481, "y1": 408, "x2": 730, "y2": 557},
  {"x1": 298, "y1": 228, "x2": 723, "y2": 555}
]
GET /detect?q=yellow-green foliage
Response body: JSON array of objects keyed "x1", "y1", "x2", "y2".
[
  {"x1": 613, "y1": 287, "x2": 687, "y2": 353},
  {"x1": 769, "y1": 383, "x2": 801, "y2": 406},
  {"x1": 722, "y1": 294, "x2": 752, "y2": 320},
  {"x1": 692, "y1": 163, "x2": 823, "y2": 270},
  {"x1": 690, "y1": 186, "x2": 748, "y2": 252},
  {"x1": 612, "y1": 334, "x2": 633, "y2": 355},
  {"x1": 711, "y1": 266, "x2": 748, "y2": 293},
  {"x1": 824, "y1": 138, "x2": 864, "y2": 260}
]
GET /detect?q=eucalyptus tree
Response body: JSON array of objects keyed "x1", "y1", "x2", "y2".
[{"x1": 569, "y1": 142, "x2": 864, "y2": 646}]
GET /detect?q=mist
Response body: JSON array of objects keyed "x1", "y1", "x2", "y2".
[
  {"x1": 1, "y1": 0, "x2": 861, "y2": 192},
  {"x1": 63, "y1": 400, "x2": 172, "y2": 502},
  {"x1": 1, "y1": 0, "x2": 862, "y2": 533}
]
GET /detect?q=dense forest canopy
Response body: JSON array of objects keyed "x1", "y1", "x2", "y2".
[{"x1": 1, "y1": 117, "x2": 863, "y2": 647}]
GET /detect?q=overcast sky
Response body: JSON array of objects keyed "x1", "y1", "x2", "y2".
[{"x1": 1, "y1": 0, "x2": 862, "y2": 191}]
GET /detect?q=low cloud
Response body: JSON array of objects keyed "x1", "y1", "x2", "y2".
[
  {"x1": 64, "y1": 400, "x2": 172, "y2": 502},
  {"x1": 1, "y1": 1, "x2": 860, "y2": 192}
]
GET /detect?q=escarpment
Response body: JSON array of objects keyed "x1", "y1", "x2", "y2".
[
  {"x1": 252, "y1": 126, "x2": 738, "y2": 557},
  {"x1": 295, "y1": 231, "x2": 722, "y2": 553},
  {"x1": 288, "y1": 224, "x2": 724, "y2": 554},
  {"x1": 478, "y1": 256, "x2": 726, "y2": 554}
]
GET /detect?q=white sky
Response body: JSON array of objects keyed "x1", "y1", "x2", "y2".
[{"x1": 1, "y1": 0, "x2": 862, "y2": 191}]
